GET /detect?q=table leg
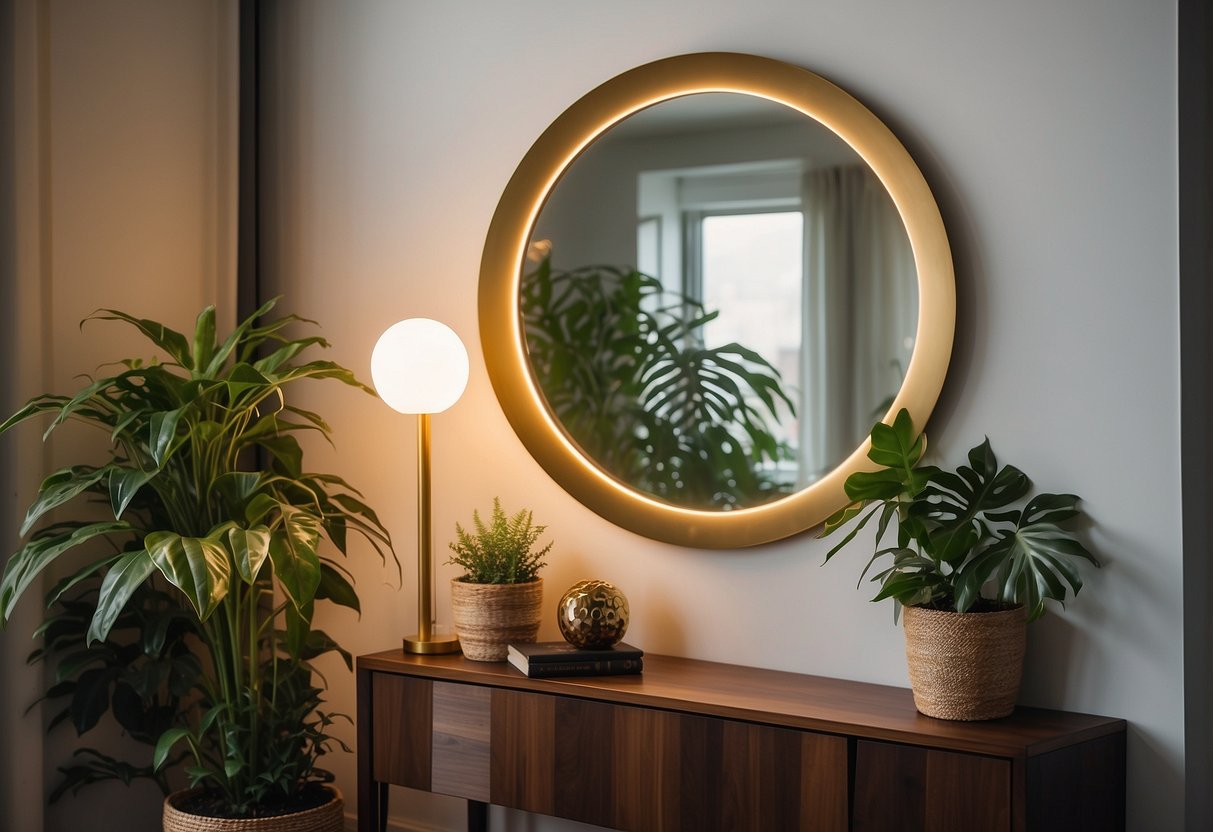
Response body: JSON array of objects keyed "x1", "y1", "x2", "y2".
[
  {"x1": 357, "y1": 666, "x2": 377, "y2": 832},
  {"x1": 378, "y1": 783, "x2": 389, "y2": 832},
  {"x1": 468, "y1": 799, "x2": 488, "y2": 832}
]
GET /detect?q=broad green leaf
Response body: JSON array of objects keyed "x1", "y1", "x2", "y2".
[
  {"x1": 997, "y1": 521, "x2": 1097, "y2": 621},
  {"x1": 276, "y1": 360, "x2": 377, "y2": 395},
  {"x1": 267, "y1": 508, "x2": 321, "y2": 611},
  {"x1": 206, "y1": 296, "x2": 279, "y2": 375},
  {"x1": 819, "y1": 502, "x2": 868, "y2": 540},
  {"x1": 229, "y1": 525, "x2": 271, "y2": 584},
  {"x1": 866, "y1": 409, "x2": 923, "y2": 469},
  {"x1": 223, "y1": 362, "x2": 273, "y2": 403},
  {"x1": 107, "y1": 467, "x2": 155, "y2": 520},
  {"x1": 191, "y1": 306, "x2": 216, "y2": 374},
  {"x1": 914, "y1": 440, "x2": 1031, "y2": 563},
  {"x1": 1019, "y1": 492, "x2": 1083, "y2": 526},
  {"x1": 213, "y1": 472, "x2": 262, "y2": 509},
  {"x1": 244, "y1": 492, "x2": 279, "y2": 526},
  {"x1": 148, "y1": 409, "x2": 184, "y2": 467},
  {"x1": 283, "y1": 599, "x2": 314, "y2": 659},
  {"x1": 22, "y1": 466, "x2": 112, "y2": 535},
  {"x1": 146, "y1": 532, "x2": 231, "y2": 621},
  {"x1": 86, "y1": 549, "x2": 157, "y2": 645},
  {"x1": 301, "y1": 628, "x2": 352, "y2": 670},
  {"x1": 820, "y1": 503, "x2": 880, "y2": 561},
  {"x1": 254, "y1": 337, "x2": 329, "y2": 374},
  {"x1": 282, "y1": 403, "x2": 332, "y2": 433},
  {"x1": 260, "y1": 434, "x2": 303, "y2": 478},
  {"x1": 53, "y1": 648, "x2": 108, "y2": 684},
  {"x1": 153, "y1": 727, "x2": 192, "y2": 771},
  {"x1": 144, "y1": 606, "x2": 196, "y2": 656},
  {"x1": 0, "y1": 394, "x2": 70, "y2": 434},
  {"x1": 871, "y1": 571, "x2": 939, "y2": 605},
  {"x1": 87, "y1": 310, "x2": 191, "y2": 367},
  {"x1": 44, "y1": 554, "x2": 123, "y2": 606},
  {"x1": 843, "y1": 468, "x2": 908, "y2": 503},
  {"x1": 70, "y1": 667, "x2": 115, "y2": 735},
  {"x1": 315, "y1": 560, "x2": 360, "y2": 614},
  {"x1": 953, "y1": 545, "x2": 1007, "y2": 612},
  {"x1": 0, "y1": 522, "x2": 133, "y2": 624},
  {"x1": 198, "y1": 703, "x2": 227, "y2": 735},
  {"x1": 41, "y1": 375, "x2": 118, "y2": 440},
  {"x1": 108, "y1": 407, "x2": 145, "y2": 443}
]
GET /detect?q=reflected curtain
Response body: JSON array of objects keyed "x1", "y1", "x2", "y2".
[{"x1": 800, "y1": 165, "x2": 917, "y2": 481}]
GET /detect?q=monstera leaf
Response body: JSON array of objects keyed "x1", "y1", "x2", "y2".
[{"x1": 953, "y1": 493, "x2": 1099, "y2": 619}]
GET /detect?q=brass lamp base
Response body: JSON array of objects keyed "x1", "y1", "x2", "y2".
[{"x1": 403, "y1": 633, "x2": 461, "y2": 655}]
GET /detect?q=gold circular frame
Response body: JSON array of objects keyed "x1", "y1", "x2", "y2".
[{"x1": 479, "y1": 52, "x2": 954, "y2": 548}]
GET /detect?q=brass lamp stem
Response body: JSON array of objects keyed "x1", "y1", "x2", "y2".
[{"x1": 403, "y1": 412, "x2": 460, "y2": 654}]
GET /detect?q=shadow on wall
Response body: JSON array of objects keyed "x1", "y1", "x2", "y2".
[{"x1": 1019, "y1": 515, "x2": 1182, "y2": 827}]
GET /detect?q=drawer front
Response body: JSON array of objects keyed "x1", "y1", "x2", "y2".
[
  {"x1": 490, "y1": 688, "x2": 848, "y2": 831},
  {"x1": 371, "y1": 674, "x2": 432, "y2": 790},
  {"x1": 853, "y1": 740, "x2": 1011, "y2": 832}
]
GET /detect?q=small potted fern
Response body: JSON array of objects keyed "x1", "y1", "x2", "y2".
[{"x1": 446, "y1": 498, "x2": 551, "y2": 661}]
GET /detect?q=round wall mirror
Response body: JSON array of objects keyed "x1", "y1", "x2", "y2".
[{"x1": 479, "y1": 53, "x2": 954, "y2": 548}]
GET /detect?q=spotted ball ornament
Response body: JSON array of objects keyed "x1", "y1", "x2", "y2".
[{"x1": 557, "y1": 580, "x2": 629, "y2": 649}]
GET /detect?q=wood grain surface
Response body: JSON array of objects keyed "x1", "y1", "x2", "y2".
[
  {"x1": 357, "y1": 651, "x2": 1126, "y2": 832},
  {"x1": 431, "y1": 681, "x2": 492, "y2": 801},
  {"x1": 358, "y1": 650, "x2": 1124, "y2": 758}
]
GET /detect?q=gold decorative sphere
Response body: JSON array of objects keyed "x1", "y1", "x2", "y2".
[{"x1": 557, "y1": 580, "x2": 629, "y2": 649}]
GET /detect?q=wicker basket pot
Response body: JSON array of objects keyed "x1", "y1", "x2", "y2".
[
  {"x1": 163, "y1": 786, "x2": 343, "y2": 832},
  {"x1": 902, "y1": 604, "x2": 1027, "y2": 721},
  {"x1": 451, "y1": 577, "x2": 544, "y2": 661}
]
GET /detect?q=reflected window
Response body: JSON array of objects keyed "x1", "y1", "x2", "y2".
[
  {"x1": 695, "y1": 210, "x2": 803, "y2": 463},
  {"x1": 637, "y1": 216, "x2": 661, "y2": 280}
]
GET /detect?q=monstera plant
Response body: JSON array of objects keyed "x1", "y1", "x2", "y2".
[
  {"x1": 0, "y1": 300, "x2": 395, "y2": 821},
  {"x1": 521, "y1": 257, "x2": 794, "y2": 509},
  {"x1": 820, "y1": 408, "x2": 1098, "y2": 620},
  {"x1": 819, "y1": 409, "x2": 1100, "y2": 720}
]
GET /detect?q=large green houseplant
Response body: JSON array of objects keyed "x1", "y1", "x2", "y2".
[
  {"x1": 0, "y1": 300, "x2": 395, "y2": 822},
  {"x1": 820, "y1": 409, "x2": 1099, "y2": 719},
  {"x1": 446, "y1": 498, "x2": 551, "y2": 661}
]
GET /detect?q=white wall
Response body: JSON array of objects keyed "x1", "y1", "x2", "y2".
[{"x1": 260, "y1": 1, "x2": 1181, "y2": 830}]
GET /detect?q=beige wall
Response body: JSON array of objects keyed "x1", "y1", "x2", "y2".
[
  {"x1": 0, "y1": 1, "x2": 237, "y2": 830},
  {"x1": 260, "y1": 1, "x2": 1181, "y2": 830}
]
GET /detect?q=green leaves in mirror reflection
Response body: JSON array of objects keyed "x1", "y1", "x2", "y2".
[
  {"x1": 820, "y1": 409, "x2": 1099, "y2": 621},
  {"x1": 521, "y1": 257, "x2": 796, "y2": 510}
]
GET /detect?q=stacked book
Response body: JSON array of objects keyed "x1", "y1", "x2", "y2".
[{"x1": 506, "y1": 641, "x2": 644, "y2": 678}]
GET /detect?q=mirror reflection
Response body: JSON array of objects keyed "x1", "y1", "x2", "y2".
[{"x1": 523, "y1": 93, "x2": 918, "y2": 511}]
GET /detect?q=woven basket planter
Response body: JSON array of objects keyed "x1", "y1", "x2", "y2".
[
  {"x1": 163, "y1": 787, "x2": 343, "y2": 832},
  {"x1": 451, "y1": 577, "x2": 544, "y2": 661},
  {"x1": 902, "y1": 604, "x2": 1027, "y2": 721}
]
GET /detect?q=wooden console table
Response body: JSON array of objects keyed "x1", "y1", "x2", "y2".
[{"x1": 356, "y1": 650, "x2": 1125, "y2": 831}]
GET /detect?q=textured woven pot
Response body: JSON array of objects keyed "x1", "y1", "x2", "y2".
[
  {"x1": 902, "y1": 604, "x2": 1027, "y2": 721},
  {"x1": 451, "y1": 577, "x2": 543, "y2": 661},
  {"x1": 163, "y1": 787, "x2": 343, "y2": 832}
]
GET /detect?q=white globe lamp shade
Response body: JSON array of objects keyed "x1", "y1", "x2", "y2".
[{"x1": 371, "y1": 319, "x2": 469, "y2": 414}]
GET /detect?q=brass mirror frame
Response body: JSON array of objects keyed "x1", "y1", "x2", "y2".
[{"x1": 479, "y1": 52, "x2": 954, "y2": 548}]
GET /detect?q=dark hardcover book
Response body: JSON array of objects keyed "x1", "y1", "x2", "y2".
[
  {"x1": 507, "y1": 641, "x2": 644, "y2": 664},
  {"x1": 506, "y1": 652, "x2": 643, "y2": 678}
]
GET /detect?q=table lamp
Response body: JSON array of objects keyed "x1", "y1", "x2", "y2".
[{"x1": 371, "y1": 318, "x2": 469, "y2": 654}]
